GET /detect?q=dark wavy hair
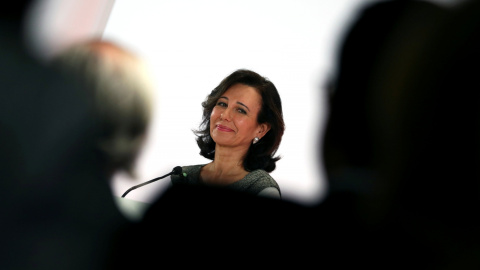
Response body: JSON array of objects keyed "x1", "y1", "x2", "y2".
[{"x1": 193, "y1": 69, "x2": 285, "y2": 173}]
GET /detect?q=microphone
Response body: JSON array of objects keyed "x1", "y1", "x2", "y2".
[{"x1": 121, "y1": 166, "x2": 183, "y2": 198}]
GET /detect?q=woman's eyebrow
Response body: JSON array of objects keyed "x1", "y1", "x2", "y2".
[
  {"x1": 236, "y1": 101, "x2": 250, "y2": 112},
  {"x1": 219, "y1": 96, "x2": 250, "y2": 112}
]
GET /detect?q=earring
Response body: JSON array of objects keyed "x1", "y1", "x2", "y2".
[{"x1": 253, "y1": 137, "x2": 259, "y2": 144}]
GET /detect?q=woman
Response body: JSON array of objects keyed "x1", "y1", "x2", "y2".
[{"x1": 171, "y1": 69, "x2": 285, "y2": 198}]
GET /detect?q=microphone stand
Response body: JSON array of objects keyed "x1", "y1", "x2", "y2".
[{"x1": 121, "y1": 166, "x2": 182, "y2": 198}]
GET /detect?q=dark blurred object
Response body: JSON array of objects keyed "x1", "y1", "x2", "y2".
[
  {"x1": 0, "y1": 2, "x2": 129, "y2": 269},
  {"x1": 322, "y1": 0, "x2": 480, "y2": 268},
  {"x1": 112, "y1": 182, "x2": 318, "y2": 268},
  {"x1": 0, "y1": 0, "x2": 34, "y2": 23}
]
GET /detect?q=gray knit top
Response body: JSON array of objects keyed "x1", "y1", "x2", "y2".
[{"x1": 170, "y1": 164, "x2": 281, "y2": 198}]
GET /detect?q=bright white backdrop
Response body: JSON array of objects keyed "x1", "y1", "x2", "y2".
[
  {"x1": 102, "y1": 0, "x2": 457, "y2": 206},
  {"x1": 102, "y1": 0, "x2": 375, "y2": 206},
  {"x1": 23, "y1": 0, "x2": 460, "y2": 208}
]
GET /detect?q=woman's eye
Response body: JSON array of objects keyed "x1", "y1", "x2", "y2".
[
  {"x1": 217, "y1": 101, "x2": 227, "y2": 107},
  {"x1": 237, "y1": 108, "x2": 247, "y2": 114}
]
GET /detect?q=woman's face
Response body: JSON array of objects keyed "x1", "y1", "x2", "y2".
[{"x1": 210, "y1": 83, "x2": 269, "y2": 150}]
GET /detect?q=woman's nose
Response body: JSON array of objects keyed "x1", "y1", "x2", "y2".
[{"x1": 220, "y1": 110, "x2": 232, "y2": 121}]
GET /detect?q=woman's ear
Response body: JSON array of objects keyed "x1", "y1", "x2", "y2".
[{"x1": 257, "y1": 123, "x2": 271, "y2": 139}]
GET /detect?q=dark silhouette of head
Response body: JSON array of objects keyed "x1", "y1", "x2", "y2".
[
  {"x1": 321, "y1": 0, "x2": 480, "y2": 266},
  {"x1": 321, "y1": 0, "x2": 448, "y2": 220}
]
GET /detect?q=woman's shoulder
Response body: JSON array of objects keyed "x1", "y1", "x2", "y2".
[
  {"x1": 230, "y1": 169, "x2": 281, "y2": 195},
  {"x1": 252, "y1": 170, "x2": 281, "y2": 198},
  {"x1": 247, "y1": 169, "x2": 277, "y2": 183},
  {"x1": 181, "y1": 164, "x2": 205, "y2": 174}
]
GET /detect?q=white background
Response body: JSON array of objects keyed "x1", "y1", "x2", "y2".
[
  {"x1": 102, "y1": 0, "x2": 372, "y2": 206},
  {"x1": 99, "y1": 0, "x2": 457, "y2": 206},
  {"x1": 26, "y1": 0, "x2": 459, "y2": 206}
]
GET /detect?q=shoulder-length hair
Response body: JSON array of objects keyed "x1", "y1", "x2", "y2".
[{"x1": 194, "y1": 69, "x2": 285, "y2": 172}]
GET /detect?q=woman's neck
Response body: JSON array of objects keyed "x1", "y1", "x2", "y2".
[{"x1": 201, "y1": 145, "x2": 249, "y2": 185}]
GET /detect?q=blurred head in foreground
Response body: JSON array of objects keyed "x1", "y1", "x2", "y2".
[
  {"x1": 322, "y1": 0, "x2": 480, "y2": 245},
  {"x1": 51, "y1": 39, "x2": 155, "y2": 179},
  {"x1": 321, "y1": 0, "x2": 450, "y2": 222}
]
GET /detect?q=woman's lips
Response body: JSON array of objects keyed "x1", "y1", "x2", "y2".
[{"x1": 216, "y1": 124, "x2": 234, "y2": 132}]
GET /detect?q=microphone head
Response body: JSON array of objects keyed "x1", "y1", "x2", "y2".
[{"x1": 172, "y1": 166, "x2": 183, "y2": 175}]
